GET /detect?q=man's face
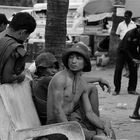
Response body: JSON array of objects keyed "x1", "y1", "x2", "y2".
[
  {"x1": 46, "y1": 64, "x2": 58, "y2": 76},
  {"x1": 124, "y1": 13, "x2": 131, "y2": 24},
  {"x1": 19, "y1": 29, "x2": 30, "y2": 42},
  {"x1": 0, "y1": 23, "x2": 7, "y2": 32},
  {"x1": 68, "y1": 53, "x2": 84, "y2": 72}
]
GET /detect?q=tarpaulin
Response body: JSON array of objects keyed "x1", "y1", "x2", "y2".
[{"x1": 84, "y1": 0, "x2": 113, "y2": 15}]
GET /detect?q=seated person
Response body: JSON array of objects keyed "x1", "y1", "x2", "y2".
[
  {"x1": 47, "y1": 42, "x2": 115, "y2": 140},
  {"x1": 31, "y1": 52, "x2": 59, "y2": 125},
  {"x1": 30, "y1": 53, "x2": 111, "y2": 125}
]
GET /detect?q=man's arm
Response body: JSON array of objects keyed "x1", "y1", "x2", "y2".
[
  {"x1": 81, "y1": 90, "x2": 111, "y2": 136},
  {"x1": 2, "y1": 54, "x2": 25, "y2": 83},
  {"x1": 122, "y1": 32, "x2": 134, "y2": 62},
  {"x1": 116, "y1": 23, "x2": 121, "y2": 39},
  {"x1": 81, "y1": 91, "x2": 104, "y2": 129},
  {"x1": 50, "y1": 76, "x2": 68, "y2": 122},
  {"x1": 83, "y1": 76, "x2": 111, "y2": 93}
]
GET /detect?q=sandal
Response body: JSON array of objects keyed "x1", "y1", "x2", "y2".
[{"x1": 129, "y1": 115, "x2": 140, "y2": 120}]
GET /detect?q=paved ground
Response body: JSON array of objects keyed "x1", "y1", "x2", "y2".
[{"x1": 84, "y1": 63, "x2": 140, "y2": 140}]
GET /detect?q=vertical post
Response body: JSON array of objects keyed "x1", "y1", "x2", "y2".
[{"x1": 89, "y1": 35, "x2": 94, "y2": 56}]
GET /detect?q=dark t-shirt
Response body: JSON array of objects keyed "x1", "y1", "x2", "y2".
[
  {"x1": 31, "y1": 76, "x2": 52, "y2": 125},
  {"x1": 118, "y1": 28, "x2": 140, "y2": 61}
]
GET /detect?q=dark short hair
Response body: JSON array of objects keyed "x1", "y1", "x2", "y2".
[
  {"x1": 0, "y1": 13, "x2": 9, "y2": 25},
  {"x1": 124, "y1": 10, "x2": 133, "y2": 18},
  {"x1": 9, "y1": 12, "x2": 36, "y2": 34}
]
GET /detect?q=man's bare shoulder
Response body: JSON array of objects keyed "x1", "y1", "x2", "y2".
[
  {"x1": 50, "y1": 70, "x2": 67, "y2": 86},
  {"x1": 79, "y1": 75, "x2": 89, "y2": 91}
]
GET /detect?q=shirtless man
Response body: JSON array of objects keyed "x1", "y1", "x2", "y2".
[{"x1": 47, "y1": 42, "x2": 115, "y2": 140}]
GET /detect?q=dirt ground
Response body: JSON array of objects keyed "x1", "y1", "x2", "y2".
[{"x1": 84, "y1": 63, "x2": 140, "y2": 140}]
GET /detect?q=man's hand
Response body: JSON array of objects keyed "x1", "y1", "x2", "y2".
[
  {"x1": 17, "y1": 74, "x2": 25, "y2": 83},
  {"x1": 102, "y1": 121, "x2": 113, "y2": 138},
  {"x1": 99, "y1": 79, "x2": 111, "y2": 93}
]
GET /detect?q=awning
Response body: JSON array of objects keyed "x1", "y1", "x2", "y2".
[
  {"x1": 77, "y1": 0, "x2": 113, "y2": 16},
  {"x1": 87, "y1": 12, "x2": 112, "y2": 22},
  {"x1": 84, "y1": 0, "x2": 113, "y2": 15}
]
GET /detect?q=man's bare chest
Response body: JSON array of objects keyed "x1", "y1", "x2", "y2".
[{"x1": 63, "y1": 78, "x2": 84, "y2": 104}]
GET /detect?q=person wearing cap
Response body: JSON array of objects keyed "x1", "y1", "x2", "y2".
[
  {"x1": 47, "y1": 42, "x2": 115, "y2": 140},
  {"x1": 0, "y1": 12, "x2": 36, "y2": 84},
  {"x1": 31, "y1": 52, "x2": 59, "y2": 125},
  {"x1": 113, "y1": 18, "x2": 140, "y2": 95},
  {"x1": 0, "y1": 13, "x2": 9, "y2": 33}
]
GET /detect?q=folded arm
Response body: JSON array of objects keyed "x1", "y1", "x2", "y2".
[{"x1": 83, "y1": 76, "x2": 111, "y2": 93}]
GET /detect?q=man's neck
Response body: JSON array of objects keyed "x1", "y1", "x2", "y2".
[
  {"x1": 6, "y1": 28, "x2": 24, "y2": 44},
  {"x1": 125, "y1": 20, "x2": 131, "y2": 26},
  {"x1": 66, "y1": 69, "x2": 82, "y2": 78}
]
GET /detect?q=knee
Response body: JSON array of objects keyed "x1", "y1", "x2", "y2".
[{"x1": 88, "y1": 84, "x2": 98, "y2": 95}]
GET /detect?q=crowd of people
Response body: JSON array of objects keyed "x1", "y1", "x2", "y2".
[{"x1": 0, "y1": 9, "x2": 140, "y2": 140}]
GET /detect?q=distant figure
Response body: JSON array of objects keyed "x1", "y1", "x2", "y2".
[
  {"x1": 113, "y1": 18, "x2": 140, "y2": 95},
  {"x1": 115, "y1": 10, "x2": 136, "y2": 78},
  {"x1": 116, "y1": 10, "x2": 136, "y2": 40},
  {"x1": 0, "y1": 12, "x2": 36, "y2": 84},
  {"x1": 97, "y1": 36, "x2": 110, "y2": 52}
]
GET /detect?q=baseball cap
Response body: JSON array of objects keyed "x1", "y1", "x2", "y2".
[
  {"x1": 0, "y1": 13, "x2": 10, "y2": 25},
  {"x1": 35, "y1": 52, "x2": 58, "y2": 68}
]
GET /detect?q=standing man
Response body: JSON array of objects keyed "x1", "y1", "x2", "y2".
[
  {"x1": 115, "y1": 10, "x2": 136, "y2": 78},
  {"x1": 113, "y1": 18, "x2": 140, "y2": 95},
  {"x1": 116, "y1": 10, "x2": 136, "y2": 40},
  {"x1": 47, "y1": 42, "x2": 115, "y2": 140},
  {"x1": 0, "y1": 12, "x2": 36, "y2": 84}
]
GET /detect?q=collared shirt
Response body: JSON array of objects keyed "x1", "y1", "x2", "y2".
[
  {"x1": 118, "y1": 28, "x2": 140, "y2": 61},
  {"x1": 116, "y1": 20, "x2": 136, "y2": 40}
]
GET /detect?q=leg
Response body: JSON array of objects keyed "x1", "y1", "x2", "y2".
[
  {"x1": 87, "y1": 84, "x2": 100, "y2": 116},
  {"x1": 127, "y1": 61, "x2": 138, "y2": 92},
  {"x1": 83, "y1": 85, "x2": 116, "y2": 140},
  {"x1": 123, "y1": 63, "x2": 129, "y2": 78},
  {"x1": 113, "y1": 52, "x2": 125, "y2": 94},
  {"x1": 130, "y1": 95, "x2": 140, "y2": 119}
]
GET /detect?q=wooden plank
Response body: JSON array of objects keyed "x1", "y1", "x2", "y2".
[
  {"x1": 0, "y1": 79, "x2": 41, "y2": 130},
  {"x1": 0, "y1": 97, "x2": 12, "y2": 140}
]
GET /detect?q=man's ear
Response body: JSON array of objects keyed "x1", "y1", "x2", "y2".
[{"x1": 18, "y1": 29, "x2": 27, "y2": 35}]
